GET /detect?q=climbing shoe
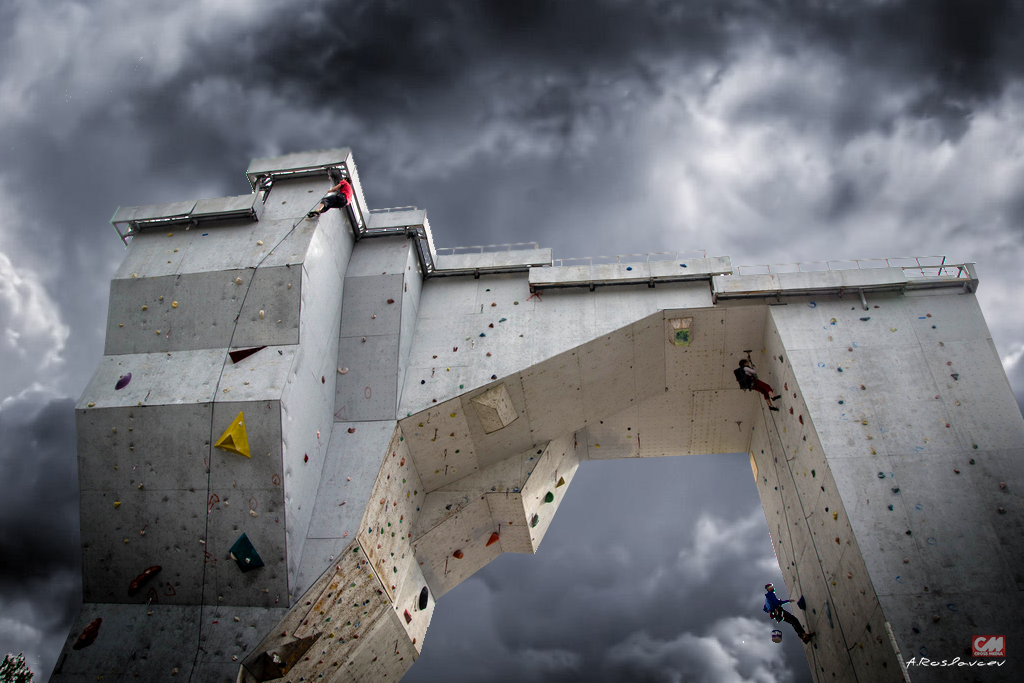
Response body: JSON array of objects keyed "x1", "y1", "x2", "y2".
[
  {"x1": 800, "y1": 632, "x2": 815, "y2": 644},
  {"x1": 306, "y1": 211, "x2": 319, "y2": 220},
  {"x1": 772, "y1": 395, "x2": 782, "y2": 400},
  {"x1": 769, "y1": 406, "x2": 780, "y2": 412}
]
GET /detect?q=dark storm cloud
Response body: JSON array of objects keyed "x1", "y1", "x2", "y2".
[{"x1": 0, "y1": 396, "x2": 81, "y2": 676}]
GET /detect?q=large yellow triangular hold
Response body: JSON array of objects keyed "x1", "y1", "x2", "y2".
[{"x1": 215, "y1": 411, "x2": 251, "y2": 458}]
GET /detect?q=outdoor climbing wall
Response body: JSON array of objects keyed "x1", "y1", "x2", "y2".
[
  {"x1": 336, "y1": 236, "x2": 421, "y2": 421},
  {"x1": 755, "y1": 290, "x2": 1024, "y2": 682},
  {"x1": 62, "y1": 148, "x2": 1023, "y2": 683},
  {"x1": 280, "y1": 198, "x2": 354, "y2": 596},
  {"x1": 400, "y1": 275, "x2": 713, "y2": 417},
  {"x1": 408, "y1": 433, "x2": 581, "y2": 598}
]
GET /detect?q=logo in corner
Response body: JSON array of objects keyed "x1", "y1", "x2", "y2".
[{"x1": 973, "y1": 636, "x2": 1005, "y2": 658}]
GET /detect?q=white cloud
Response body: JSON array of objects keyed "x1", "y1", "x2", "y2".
[
  {"x1": 603, "y1": 616, "x2": 793, "y2": 683},
  {"x1": 0, "y1": 0, "x2": 277, "y2": 129},
  {"x1": 0, "y1": 247, "x2": 71, "y2": 406},
  {"x1": 677, "y1": 509, "x2": 770, "y2": 582}
]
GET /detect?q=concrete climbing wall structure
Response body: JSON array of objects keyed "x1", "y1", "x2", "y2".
[{"x1": 53, "y1": 148, "x2": 1022, "y2": 683}]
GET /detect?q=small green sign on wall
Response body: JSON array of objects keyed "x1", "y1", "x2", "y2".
[{"x1": 669, "y1": 317, "x2": 693, "y2": 347}]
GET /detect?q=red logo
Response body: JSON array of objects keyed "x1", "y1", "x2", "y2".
[{"x1": 973, "y1": 636, "x2": 1005, "y2": 657}]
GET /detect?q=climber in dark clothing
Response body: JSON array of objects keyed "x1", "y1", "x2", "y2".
[
  {"x1": 735, "y1": 359, "x2": 781, "y2": 411},
  {"x1": 764, "y1": 583, "x2": 814, "y2": 643},
  {"x1": 307, "y1": 168, "x2": 354, "y2": 219}
]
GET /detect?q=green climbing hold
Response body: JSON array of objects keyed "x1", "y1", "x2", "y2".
[
  {"x1": 544, "y1": 491, "x2": 554, "y2": 503},
  {"x1": 229, "y1": 533, "x2": 264, "y2": 573},
  {"x1": 531, "y1": 514, "x2": 540, "y2": 528},
  {"x1": 459, "y1": 384, "x2": 464, "y2": 389},
  {"x1": 498, "y1": 318, "x2": 507, "y2": 323}
]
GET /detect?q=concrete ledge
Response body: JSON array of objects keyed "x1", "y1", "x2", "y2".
[
  {"x1": 528, "y1": 256, "x2": 731, "y2": 290},
  {"x1": 714, "y1": 267, "x2": 910, "y2": 297},
  {"x1": 434, "y1": 249, "x2": 552, "y2": 271},
  {"x1": 368, "y1": 209, "x2": 426, "y2": 230},
  {"x1": 246, "y1": 147, "x2": 352, "y2": 182}
]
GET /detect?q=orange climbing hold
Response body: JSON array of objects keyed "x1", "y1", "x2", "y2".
[
  {"x1": 128, "y1": 566, "x2": 162, "y2": 596},
  {"x1": 73, "y1": 618, "x2": 102, "y2": 650},
  {"x1": 452, "y1": 549, "x2": 464, "y2": 559},
  {"x1": 214, "y1": 411, "x2": 251, "y2": 458},
  {"x1": 486, "y1": 532, "x2": 500, "y2": 547}
]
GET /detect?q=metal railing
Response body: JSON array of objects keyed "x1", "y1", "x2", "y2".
[
  {"x1": 368, "y1": 206, "x2": 418, "y2": 214},
  {"x1": 733, "y1": 255, "x2": 970, "y2": 279},
  {"x1": 435, "y1": 242, "x2": 540, "y2": 255},
  {"x1": 550, "y1": 250, "x2": 708, "y2": 267}
]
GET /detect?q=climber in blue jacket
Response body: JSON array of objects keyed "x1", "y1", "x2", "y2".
[{"x1": 764, "y1": 583, "x2": 814, "y2": 643}]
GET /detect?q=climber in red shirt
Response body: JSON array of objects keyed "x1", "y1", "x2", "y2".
[{"x1": 308, "y1": 168, "x2": 354, "y2": 219}]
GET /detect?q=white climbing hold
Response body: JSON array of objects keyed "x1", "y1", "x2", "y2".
[
  {"x1": 235, "y1": 277, "x2": 243, "y2": 285},
  {"x1": 338, "y1": 367, "x2": 349, "y2": 374},
  {"x1": 257, "y1": 240, "x2": 264, "y2": 246},
  {"x1": 259, "y1": 310, "x2": 265, "y2": 319}
]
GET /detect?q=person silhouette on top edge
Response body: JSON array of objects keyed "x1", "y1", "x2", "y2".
[
  {"x1": 307, "y1": 168, "x2": 354, "y2": 219},
  {"x1": 765, "y1": 583, "x2": 814, "y2": 643},
  {"x1": 735, "y1": 358, "x2": 782, "y2": 411}
]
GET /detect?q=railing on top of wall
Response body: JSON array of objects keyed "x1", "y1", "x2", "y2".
[
  {"x1": 733, "y1": 255, "x2": 971, "y2": 280},
  {"x1": 434, "y1": 242, "x2": 540, "y2": 255},
  {"x1": 549, "y1": 251, "x2": 709, "y2": 268}
]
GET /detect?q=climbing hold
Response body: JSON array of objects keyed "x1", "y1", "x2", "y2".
[
  {"x1": 259, "y1": 310, "x2": 265, "y2": 319},
  {"x1": 946, "y1": 361, "x2": 952, "y2": 366},
  {"x1": 499, "y1": 318, "x2": 507, "y2": 323},
  {"x1": 491, "y1": 374, "x2": 497, "y2": 380},
  {"x1": 488, "y1": 323, "x2": 493, "y2": 328},
  {"x1": 453, "y1": 347, "x2": 458, "y2": 352},
  {"x1": 486, "y1": 352, "x2": 492, "y2": 356},
  {"x1": 945, "y1": 423, "x2": 950, "y2": 428},
  {"x1": 557, "y1": 476, "x2": 565, "y2": 488},
  {"x1": 87, "y1": 402, "x2": 95, "y2": 407},
  {"x1": 878, "y1": 472, "x2": 885, "y2": 478},
  {"x1": 404, "y1": 610, "x2": 412, "y2": 624},
  {"x1": 171, "y1": 301, "x2": 178, "y2": 308},
  {"x1": 141, "y1": 305, "x2": 148, "y2": 311},
  {"x1": 837, "y1": 368, "x2": 843, "y2": 373},
  {"x1": 72, "y1": 618, "x2": 102, "y2": 650},
  {"x1": 798, "y1": 415, "x2": 804, "y2": 425},
  {"x1": 113, "y1": 501, "x2": 122, "y2": 508},
  {"x1": 214, "y1": 411, "x2": 250, "y2": 458},
  {"x1": 115, "y1": 373, "x2": 132, "y2": 390},
  {"x1": 479, "y1": 333, "x2": 486, "y2": 337},
  {"x1": 892, "y1": 487, "x2": 900, "y2": 493},
  {"x1": 229, "y1": 533, "x2": 264, "y2": 572},
  {"x1": 256, "y1": 240, "x2": 263, "y2": 246},
  {"x1": 887, "y1": 505, "x2": 893, "y2": 510},
  {"x1": 797, "y1": 596, "x2": 806, "y2": 610},
  {"x1": 228, "y1": 346, "x2": 266, "y2": 364},
  {"x1": 544, "y1": 491, "x2": 554, "y2": 503},
  {"x1": 128, "y1": 566, "x2": 162, "y2": 596},
  {"x1": 1000, "y1": 482, "x2": 1006, "y2": 489},
  {"x1": 954, "y1": 469, "x2": 960, "y2": 474},
  {"x1": 833, "y1": 511, "x2": 838, "y2": 520},
  {"x1": 531, "y1": 514, "x2": 540, "y2": 527},
  {"x1": 371, "y1": 314, "x2": 376, "y2": 319},
  {"x1": 891, "y1": 328, "x2": 897, "y2": 332},
  {"x1": 235, "y1": 277, "x2": 242, "y2": 285},
  {"x1": 859, "y1": 317, "x2": 870, "y2": 321},
  {"x1": 304, "y1": 454, "x2": 308, "y2": 463},
  {"x1": 339, "y1": 367, "x2": 348, "y2": 374},
  {"x1": 969, "y1": 458, "x2": 975, "y2": 464},
  {"x1": 459, "y1": 384, "x2": 464, "y2": 389},
  {"x1": 951, "y1": 373, "x2": 958, "y2": 380},
  {"x1": 835, "y1": 537, "x2": 840, "y2": 544},
  {"x1": 452, "y1": 549, "x2": 464, "y2": 559},
  {"x1": 789, "y1": 407, "x2": 794, "y2": 414},
  {"x1": 838, "y1": 400, "x2": 843, "y2": 404},
  {"x1": 860, "y1": 385, "x2": 866, "y2": 390},
  {"x1": 998, "y1": 507, "x2": 1007, "y2": 514},
  {"x1": 387, "y1": 299, "x2": 395, "y2": 304}
]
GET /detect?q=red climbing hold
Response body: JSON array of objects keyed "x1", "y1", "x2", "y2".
[
  {"x1": 348, "y1": 427, "x2": 356, "y2": 433},
  {"x1": 404, "y1": 610, "x2": 413, "y2": 624},
  {"x1": 228, "y1": 346, "x2": 267, "y2": 364},
  {"x1": 304, "y1": 454, "x2": 309, "y2": 463},
  {"x1": 128, "y1": 566, "x2": 162, "y2": 596},
  {"x1": 799, "y1": 415, "x2": 804, "y2": 425},
  {"x1": 452, "y1": 549, "x2": 464, "y2": 559},
  {"x1": 387, "y1": 299, "x2": 395, "y2": 304},
  {"x1": 486, "y1": 532, "x2": 500, "y2": 547},
  {"x1": 789, "y1": 407, "x2": 794, "y2": 415},
  {"x1": 73, "y1": 618, "x2": 102, "y2": 650},
  {"x1": 400, "y1": 458, "x2": 405, "y2": 466}
]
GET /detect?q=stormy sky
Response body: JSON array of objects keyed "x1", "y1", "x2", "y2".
[{"x1": 2, "y1": 1, "x2": 1024, "y2": 680}]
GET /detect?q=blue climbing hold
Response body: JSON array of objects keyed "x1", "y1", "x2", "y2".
[
  {"x1": 479, "y1": 333, "x2": 486, "y2": 337},
  {"x1": 626, "y1": 266, "x2": 632, "y2": 271},
  {"x1": 680, "y1": 263, "x2": 688, "y2": 267}
]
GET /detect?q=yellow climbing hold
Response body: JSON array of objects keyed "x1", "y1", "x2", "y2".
[
  {"x1": 114, "y1": 501, "x2": 121, "y2": 507},
  {"x1": 556, "y1": 476, "x2": 565, "y2": 488},
  {"x1": 833, "y1": 511, "x2": 838, "y2": 520},
  {"x1": 172, "y1": 301, "x2": 178, "y2": 308},
  {"x1": 119, "y1": 323, "x2": 124, "y2": 327},
  {"x1": 159, "y1": 296, "x2": 164, "y2": 301},
  {"x1": 215, "y1": 411, "x2": 251, "y2": 458},
  {"x1": 167, "y1": 233, "x2": 173, "y2": 237},
  {"x1": 450, "y1": 413, "x2": 456, "y2": 418},
  {"x1": 257, "y1": 240, "x2": 264, "y2": 246},
  {"x1": 87, "y1": 402, "x2": 95, "y2": 407},
  {"x1": 141, "y1": 305, "x2": 147, "y2": 311},
  {"x1": 891, "y1": 327, "x2": 897, "y2": 332}
]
